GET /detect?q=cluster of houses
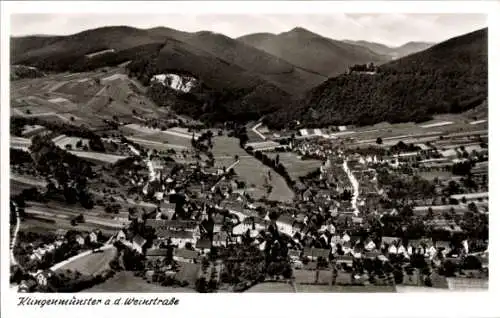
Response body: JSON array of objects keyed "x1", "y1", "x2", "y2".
[{"x1": 20, "y1": 229, "x2": 101, "y2": 264}]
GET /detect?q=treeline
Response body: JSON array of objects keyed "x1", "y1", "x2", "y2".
[
  {"x1": 11, "y1": 65, "x2": 45, "y2": 80},
  {"x1": 11, "y1": 117, "x2": 105, "y2": 152},
  {"x1": 14, "y1": 43, "x2": 165, "y2": 73}
]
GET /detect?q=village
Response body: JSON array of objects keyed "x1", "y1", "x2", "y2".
[{"x1": 10, "y1": 104, "x2": 489, "y2": 292}]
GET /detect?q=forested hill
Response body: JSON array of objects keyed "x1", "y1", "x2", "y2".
[
  {"x1": 265, "y1": 28, "x2": 488, "y2": 129},
  {"x1": 238, "y1": 27, "x2": 389, "y2": 78}
]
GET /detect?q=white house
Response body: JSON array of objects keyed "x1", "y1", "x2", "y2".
[
  {"x1": 425, "y1": 246, "x2": 437, "y2": 258},
  {"x1": 388, "y1": 244, "x2": 397, "y2": 254},
  {"x1": 259, "y1": 241, "x2": 267, "y2": 251},
  {"x1": 462, "y1": 240, "x2": 469, "y2": 254},
  {"x1": 407, "y1": 245, "x2": 413, "y2": 255},
  {"x1": 169, "y1": 234, "x2": 196, "y2": 248},
  {"x1": 364, "y1": 240, "x2": 376, "y2": 251},
  {"x1": 342, "y1": 233, "x2": 351, "y2": 243},
  {"x1": 117, "y1": 230, "x2": 126, "y2": 241},
  {"x1": 276, "y1": 215, "x2": 295, "y2": 237},
  {"x1": 75, "y1": 235, "x2": 85, "y2": 246},
  {"x1": 89, "y1": 232, "x2": 98, "y2": 243},
  {"x1": 132, "y1": 235, "x2": 146, "y2": 253}
]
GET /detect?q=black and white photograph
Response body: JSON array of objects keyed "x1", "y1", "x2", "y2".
[
  {"x1": 1, "y1": 2, "x2": 499, "y2": 317},
  {"x1": 6, "y1": 9, "x2": 491, "y2": 294}
]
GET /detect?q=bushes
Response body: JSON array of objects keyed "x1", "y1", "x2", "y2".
[{"x1": 45, "y1": 269, "x2": 117, "y2": 293}]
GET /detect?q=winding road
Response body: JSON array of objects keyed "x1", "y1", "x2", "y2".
[
  {"x1": 211, "y1": 160, "x2": 240, "y2": 191},
  {"x1": 343, "y1": 160, "x2": 360, "y2": 216},
  {"x1": 10, "y1": 203, "x2": 21, "y2": 266},
  {"x1": 251, "y1": 122, "x2": 266, "y2": 140}
]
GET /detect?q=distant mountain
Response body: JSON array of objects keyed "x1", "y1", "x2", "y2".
[
  {"x1": 342, "y1": 40, "x2": 395, "y2": 56},
  {"x1": 11, "y1": 26, "x2": 325, "y2": 93},
  {"x1": 12, "y1": 26, "x2": 313, "y2": 124},
  {"x1": 173, "y1": 30, "x2": 326, "y2": 92},
  {"x1": 11, "y1": 26, "x2": 484, "y2": 128},
  {"x1": 395, "y1": 41, "x2": 435, "y2": 57},
  {"x1": 11, "y1": 26, "x2": 167, "y2": 65},
  {"x1": 266, "y1": 28, "x2": 487, "y2": 129},
  {"x1": 343, "y1": 40, "x2": 434, "y2": 59},
  {"x1": 238, "y1": 27, "x2": 390, "y2": 77}
]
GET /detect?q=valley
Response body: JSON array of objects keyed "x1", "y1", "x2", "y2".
[{"x1": 9, "y1": 22, "x2": 488, "y2": 295}]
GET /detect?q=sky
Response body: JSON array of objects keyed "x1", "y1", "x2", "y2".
[{"x1": 10, "y1": 13, "x2": 487, "y2": 47}]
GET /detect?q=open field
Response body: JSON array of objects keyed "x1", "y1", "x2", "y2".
[
  {"x1": 11, "y1": 137, "x2": 32, "y2": 150},
  {"x1": 52, "y1": 135, "x2": 90, "y2": 149},
  {"x1": 320, "y1": 112, "x2": 488, "y2": 147},
  {"x1": 234, "y1": 158, "x2": 294, "y2": 202},
  {"x1": 19, "y1": 218, "x2": 119, "y2": 237},
  {"x1": 126, "y1": 136, "x2": 188, "y2": 151},
  {"x1": 11, "y1": 179, "x2": 44, "y2": 196},
  {"x1": 13, "y1": 135, "x2": 127, "y2": 164},
  {"x1": 295, "y1": 284, "x2": 396, "y2": 293},
  {"x1": 417, "y1": 170, "x2": 454, "y2": 181},
  {"x1": 245, "y1": 282, "x2": 295, "y2": 293},
  {"x1": 269, "y1": 152, "x2": 322, "y2": 180},
  {"x1": 21, "y1": 125, "x2": 46, "y2": 137},
  {"x1": 213, "y1": 136, "x2": 294, "y2": 202},
  {"x1": 54, "y1": 247, "x2": 117, "y2": 276},
  {"x1": 212, "y1": 136, "x2": 250, "y2": 157},
  {"x1": 11, "y1": 67, "x2": 164, "y2": 127},
  {"x1": 122, "y1": 125, "x2": 194, "y2": 148},
  {"x1": 10, "y1": 174, "x2": 47, "y2": 188},
  {"x1": 174, "y1": 261, "x2": 201, "y2": 287},
  {"x1": 24, "y1": 201, "x2": 131, "y2": 230},
  {"x1": 68, "y1": 150, "x2": 126, "y2": 164},
  {"x1": 85, "y1": 271, "x2": 195, "y2": 292}
]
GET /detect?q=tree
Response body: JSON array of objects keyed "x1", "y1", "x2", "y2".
[
  {"x1": 75, "y1": 214, "x2": 85, "y2": 223},
  {"x1": 426, "y1": 207, "x2": 434, "y2": 220},
  {"x1": 376, "y1": 137, "x2": 383, "y2": 145},
  {"x1": 462, "y1": 255, "x2": 482, "y2": 270},
  {"x1": 468, "y1": 202, "x2": 478, "y2": 213},
  {"x1": 195, "y1": 277, "x2": 207, "y2": 293},
  {"x1": 440, "y1": 260, "x2": 457, "y2": 277}
]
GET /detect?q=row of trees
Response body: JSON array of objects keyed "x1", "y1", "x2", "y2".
[
  {"x1": 29, "y1": 135, "x2": 96, "y2": 209},
  {"x1": 246, "y1": 149, "x2": 296, "y2": 192},
  {"x1": 11, "y1": 117, "x2": 106, "y2": 152}
]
